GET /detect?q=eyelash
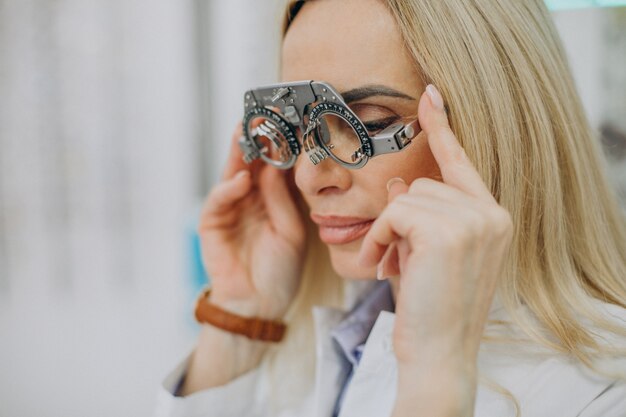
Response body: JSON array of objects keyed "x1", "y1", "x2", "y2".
[{"x1": 363, "y1": 116, "x2": 399, "y2": 133}]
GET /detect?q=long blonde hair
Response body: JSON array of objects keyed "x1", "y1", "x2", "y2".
[{"x1": 263, "y1": 0, "x2": 626, "y2": 413}]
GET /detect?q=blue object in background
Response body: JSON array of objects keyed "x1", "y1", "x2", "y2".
[
  {"x1": 546, "y1": 0, "x2": 626, "y2": 10},
  {"x1": 187, "y1": 218, "x2": 208, "y2": 294}
]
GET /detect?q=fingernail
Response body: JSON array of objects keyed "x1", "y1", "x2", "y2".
[
  {"x1": 426, "y1": 84, "x2": 444, "y2": 111},
  {"x1": 235, "y1": 170, "x2": 249, "y2": 179},
  {"x1": 386, "y1": 177, "x2": 405, "y2": 192},
  {"x1": 376, "y1": 261, "x2": 383, "y2": 280}
]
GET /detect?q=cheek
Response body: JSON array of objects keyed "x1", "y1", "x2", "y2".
[
  {"x1": 327, "y1": 246, "x2": 377, "y2": 279},
  {"x1": 360, "y1": 134, "x2": 441, "y2": 189}
]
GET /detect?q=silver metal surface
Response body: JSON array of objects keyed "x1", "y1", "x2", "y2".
[{"x1": 239, "y1": 80, "x2": 420, "y2": 169}]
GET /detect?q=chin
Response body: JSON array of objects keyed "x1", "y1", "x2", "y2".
[{"x1": 327, "y1": 240, "x2": 377, "y2": 280}]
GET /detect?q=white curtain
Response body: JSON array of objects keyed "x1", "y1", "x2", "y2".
[
  {"x1": 0, "y1": 0, "x2": 284, "y2": 415},
  {"x1": 0, "y1": 1, "x2": 200, "y2": 416}
]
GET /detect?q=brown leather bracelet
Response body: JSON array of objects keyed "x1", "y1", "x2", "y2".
[{"x1": 194, "y1": 287, "x2": 287, "y2": 342}]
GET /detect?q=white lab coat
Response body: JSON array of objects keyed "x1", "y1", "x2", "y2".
[{"x1": 153, "y1": 292, "x2": 626, "y2": 417}]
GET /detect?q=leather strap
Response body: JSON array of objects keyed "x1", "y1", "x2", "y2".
[{"x1": 194, "y1": 287, "x2": 287, "y2": 342}]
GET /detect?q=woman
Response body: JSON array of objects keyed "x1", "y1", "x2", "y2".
[{"x1": 154, "y1": 0, "x2": 626, "y2": 416}]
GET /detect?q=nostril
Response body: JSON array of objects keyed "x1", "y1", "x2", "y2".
[{"x1": 318, "y1": 185, "x2": 346, "y2": 196}]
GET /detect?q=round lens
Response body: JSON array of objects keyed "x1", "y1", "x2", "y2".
[
  {"x1": 247, "y1": 116, "x2": 292, "y2": 167},
  {"x1": 316, "y1": 113, "x2": 365, "y2": 164}
]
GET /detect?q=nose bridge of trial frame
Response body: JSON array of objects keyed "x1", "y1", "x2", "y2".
[{"x1": 243, "y1": 80, "x2": 343, "y2": 130}]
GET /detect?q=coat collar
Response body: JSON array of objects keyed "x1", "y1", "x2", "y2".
[
  {"x1": 330, "y1": 281, "x2": 394, "y2": 367},
  {"x1": 310, "y1": 283, "x2": 626, "y2": 417},
  {"x1": 311, "y1": 279, "x2": 398, "y2": 417},
  {"x1": 312, "y1": 306, "x2": 351, "y2": 417},
  {"x1": 310, "y1": 279, "x2": 381, "y2": 417}
]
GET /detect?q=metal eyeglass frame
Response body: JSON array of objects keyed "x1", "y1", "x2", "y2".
[{"x1": 238, "y1": 80, "x2": 420, "y2": 170}]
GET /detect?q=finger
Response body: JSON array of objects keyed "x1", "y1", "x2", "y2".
[
  {"x1": 382, "y1": 239, "x2": 411, "y2": 277},
  {"x1": 379, "y1": 241, "x2": 399, "y2": 279},
  {"x1": 379, "y1": 178, "x2": 409, "y2": 278},
  {"x1": 221, "y1": 122, "x2": 247, "y2": 180},
  {"x1": 406, "y1": 177, "x2": 481, "y2": 207},
  {"x1": 417, "y1": 84, "x2": 494, "y2": 202},
  {"x1": 221, "y1": 122, "x2": 264, "y2": 181},
  {"x1": 258, "y1": 166, "x2": 305, "y2": 245},
  {"x1": 394, "y1": 192, "x2": 487, "y2": 241},
  {"x1": 358, "y1": 201, "x2": 409, "y2": 267},
  {"x1": 358, "y1": 199, "x2": 450, "y2": 267},
  {"x1": 396, "y1": 239, "x2": 410, "y2": 275},
  {"x1": 364, "y1": 191, "x2": 492, "y2": 268},
  {"x1": 201, "y1": 170, "x2": 252, "y2": 219}
]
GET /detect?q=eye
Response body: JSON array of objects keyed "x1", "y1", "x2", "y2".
[{"x1": 362, "y1": 116, "x2": 399, "y2": 134}]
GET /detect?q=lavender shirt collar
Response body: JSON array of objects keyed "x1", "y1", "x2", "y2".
[{"x1": 330, "y1": 280, "x2": 395, "y2": 367}]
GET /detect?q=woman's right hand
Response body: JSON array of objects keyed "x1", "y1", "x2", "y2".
[
  {"x1": 179, "y1": 123, "x2": 305, "y2": 395},
  {"x1": 198, "y1": 122, "x2": 307, "y2": 320}
]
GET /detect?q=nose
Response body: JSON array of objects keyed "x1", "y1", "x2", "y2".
[{"x1": 293, "y1": 152, "x2": 352, "y2": 197}]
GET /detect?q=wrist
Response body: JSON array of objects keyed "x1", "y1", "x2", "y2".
[
  {"x1": 179, "y1": 324, "x2": 269, "y2": 395},
  {"x1": 198, "y1": 322, "x2": 270, "y2": 362},
  {"x1": 209, "y1": 288, "x2": 289, "y2": 320},
  {"x1": 393, "y1": 358, "x2": 476, "y2": 417},
  {"x1": 196, "y1": 287, "x2": 287, "y2": 342}
]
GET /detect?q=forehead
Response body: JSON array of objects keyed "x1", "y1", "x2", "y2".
[{"x1": 280, "y1": 0, "x2": 419, "y2": 94}]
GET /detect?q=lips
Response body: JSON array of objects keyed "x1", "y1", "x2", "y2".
[{"x1": 310, "y1": 214, "x2": 375, "y2": 245}]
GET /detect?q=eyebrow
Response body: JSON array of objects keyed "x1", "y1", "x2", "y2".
[{"x1": 339, "y1": 85, "x2": 416, "y2": 104}]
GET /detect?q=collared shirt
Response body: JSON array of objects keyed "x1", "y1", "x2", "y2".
[
  {"x1": 154, "y1": 282, "x2": 626, "y2": 417},
  {"x1": 330, "y1": 281, "x2": 395, "y2": 417}
]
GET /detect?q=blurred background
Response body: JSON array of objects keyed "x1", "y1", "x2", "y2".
[{"x1": 0, "y1": 1, "x2": 625, "y2": 416}]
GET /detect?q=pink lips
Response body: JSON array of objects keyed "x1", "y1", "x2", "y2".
[{"x1": 310, "y1": 214, "x2": 375, "y2": 245}]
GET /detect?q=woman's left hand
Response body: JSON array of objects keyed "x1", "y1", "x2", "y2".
[{"x1": 358, "y1": 85, "x2": 514, "y2": 417}]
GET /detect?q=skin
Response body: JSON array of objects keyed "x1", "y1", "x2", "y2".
[
  {"x1": 283, "y1": 0, "x2": 441, "y2": 280},
  {"x1": 182, "y1": 0, "x2": 514, "y2": 416}
]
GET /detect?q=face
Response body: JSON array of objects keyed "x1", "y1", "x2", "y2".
[{"x1": 281, "y1": 0, "x2": 441, "y2": 279}]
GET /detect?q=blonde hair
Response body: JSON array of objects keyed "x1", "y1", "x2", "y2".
[{"x1": 262, "y1": 0, "x2": 626, "y2": 413}]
